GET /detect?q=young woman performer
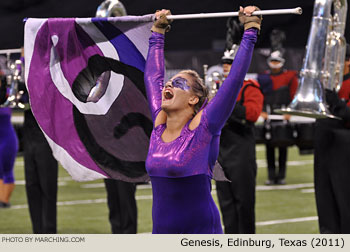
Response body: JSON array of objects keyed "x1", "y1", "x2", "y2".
[{"x1": 144, "y1": 6, "x2": 261, "y2": 234}]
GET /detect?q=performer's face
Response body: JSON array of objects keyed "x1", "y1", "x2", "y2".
[
  {"x1": 270, "y1": 60, "x2": 281, "y2": 66},
  {"x1": 268, "y1": 60, "x2": 283, "y2": 73},
  {"x1": 161, "y1": 73, "x2": 197, "y2": 112},
  {"x1": 222, "y1": 63, "x2": 232, "y2": 77}
]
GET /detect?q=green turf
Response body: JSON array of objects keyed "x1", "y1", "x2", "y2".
[{"x1": 0, "y1": 145, "x2": 319, "y2": 234}]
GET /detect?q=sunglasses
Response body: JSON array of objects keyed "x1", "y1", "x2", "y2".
[{"x1": 166, "y1": 77, "x2": 191, "y2": 91}]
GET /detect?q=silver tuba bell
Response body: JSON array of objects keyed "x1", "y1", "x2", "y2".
[
  {"x1": 276, "y1": 0, "x2": 347, "y2": 119},
  {"x1": 0, "y1": 51, "x2": 25, "y2": 109},
  {"x1": 96, "y1": 0, "x2": 127, "y2": 18},
  {"x1": 204, "y1": 65, "x2": 224, "y2": 98}
]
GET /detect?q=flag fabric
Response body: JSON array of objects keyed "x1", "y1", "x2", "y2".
[{"x1": 24, "y1": 15, "x2": 154, "y2": 182}]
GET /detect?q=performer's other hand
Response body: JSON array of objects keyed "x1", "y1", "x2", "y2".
[
  {"x1": 239, "y1": 6, "x2": 262, "y2": 31},
  {"x1": 261, "y1": 112, "x2": 268, "y2": 120},
  {"x1": 152, "y1": 9, "x2": 172, "y2": 34},
  {"x1": 283, "y1": 114, "x2": 291, "y2": 121}
]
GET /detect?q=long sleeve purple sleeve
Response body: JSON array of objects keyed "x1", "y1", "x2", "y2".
[
  {"x1": 144, "y1": 32, "x2": 165, "y2": 122},
  {"x1": 204, "y1": 28, "x2": 258, "y2": 134}
]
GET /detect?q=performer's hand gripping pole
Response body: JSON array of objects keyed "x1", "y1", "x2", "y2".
[{"x1": 166, "y1": 7, "x2": 302, "y2": 20}]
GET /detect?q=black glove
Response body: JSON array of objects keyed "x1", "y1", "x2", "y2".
[{"x1": 325, "y1": 89, "x2": 350, "y2": 121}]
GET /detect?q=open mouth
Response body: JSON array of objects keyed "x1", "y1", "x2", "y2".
[{"x1": 164, "y1": 89, "x2": 174, "y2": 100}]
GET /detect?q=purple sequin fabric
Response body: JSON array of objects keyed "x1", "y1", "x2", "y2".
[
  {"x1": 0, "y1": 107, "x2": 11, "y2": 116},
  {"x1": 0, "y1": 107, "x2": 18, "y2": 184},
  {"x1": 144, "y1": 29, "x2": 257, "y2": 234}
]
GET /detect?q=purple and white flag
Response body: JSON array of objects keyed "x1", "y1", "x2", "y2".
[{"x1": 24, "y1": 15, "x2": 154, "y2": 182}]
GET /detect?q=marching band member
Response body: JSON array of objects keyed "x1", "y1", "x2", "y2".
[
  {"x1": 258, "y1": 48, "x2": 298, "y2": 185},
  {"x1": 217, "y1": 46, "x2": 263, "y2": 233},
  {"x1": 314, "y1": 44, "x2": 350, "y2": 233}
]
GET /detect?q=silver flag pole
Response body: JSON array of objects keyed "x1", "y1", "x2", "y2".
[
  {"x1": 0, "y1": 48, "x2": 22, "y2": 55},
  {"x1": 166, "y1": 7, "x2": 302, "y2": 20}
]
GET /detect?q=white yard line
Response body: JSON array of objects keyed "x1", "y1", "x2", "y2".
[
  {"x1": 80, "y1": 183, "x2": 106, "y2": 188},
  {"x1": 8, "y1": 194, "x2": 153, "y2": 210},
  {"x1": 256, "y1": 216, "x2": 318, "y2": 226},
  {"x1": 15, "y1": 176, "x2": 73, "y2": 185},
  {"x1": 57, "y1": 198, "x2": 107, "y2": 206},
  {"x1": 58, "y1": 176, "x2": 75, "y2": 182},
  {"x1": 256, "y1": 183, "x2": 314, "y2": 191},
  {"x1": 257, "y1": 159, "x2": 313, "y2": 168},
  {"x1": 14, "y1": 160, "x2": 24, "y2": 166},
  {"x1": 301, "y1": 188, "x2": 315, "y2": 193},
  {"x1": 256, "y1": 145, "x2": 265, "y2": 152}
]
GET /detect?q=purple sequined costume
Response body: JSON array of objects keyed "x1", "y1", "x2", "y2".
[
  {"x1": 144, "y1": 29, "x2": 257, "y2": 234},
  {"x1": 0, "y1": 108, "x2": 18, "y2": 184}
]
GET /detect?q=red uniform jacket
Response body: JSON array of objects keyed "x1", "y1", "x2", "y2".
[
  {"x1": 236, "y1": 79, "x2": 264, "y2": 123},
  {"x1": 258, "y1": 69, "x2": 298, "y2": 112},
  {"x1": 338, "y1": 73, "x2": 350, "y2": 107},
  {"x1": 270, "y1": 70, "x2": 299, "y2": 100}
]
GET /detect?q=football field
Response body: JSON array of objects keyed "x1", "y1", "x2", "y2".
[{"x1": 0, "y1": 145, "x2": 318, "y2": 234}]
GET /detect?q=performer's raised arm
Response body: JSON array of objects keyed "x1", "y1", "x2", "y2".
[
  {"x1": 204, "y1": 6, "x2": 261, "y2": 134},
  {"x1": 144, "y1": 10, "x2": 172, "y2": 122}
]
